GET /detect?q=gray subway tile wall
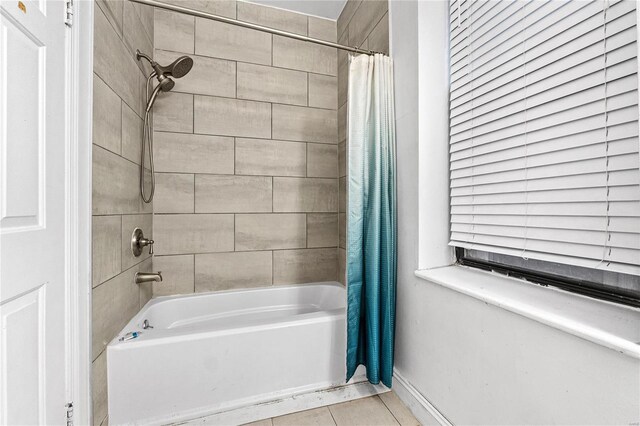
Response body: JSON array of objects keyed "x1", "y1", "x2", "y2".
[
  {"x1": 195, "y1": 251, "x2": 273, "y2": 291},
  {"x1": 272, "y1": 104, "x2": 337, "y2": 144},
  {"x1": 308, "y1": 74, "x2": 338, "y2": 109},
  {"x1": 195, "y1": 175, "x2": 273, "y2": 213},
  {"x1": 308, "y1": 15, "x2": 339, "y2": 42},
  {"x1": 237, "y1": 1, "x2": 308, "y2": 35},
  {"x1": 153, "y1": 92, "x2": 194, "y2": 133},
  {"x1": 235, "y1": 138, "x2": 307, "y2": 177},
  {"x1": 307, "y1": 214, "x2": 340, "y2": 248},
  {"x1": 235, "y1": 214, "x2": 307, "y2": 251},
  {"x1": 92, "y1": 1, "x2": 155, "y2": 423},
  {"x1": 152, "y1": 254, "x2": 195, "y2": 296},
  {"x1": 154, "y1": 173, "x2": 195, "y2": 214},
  {"x1": 347, "y1": 0, "x2": 388, "y2": 48},
  {"x1": 92, "y1": 215, "x2": 122, "y2": 287},
  {"x1": 153, "y1": 214, "x2": 235, "y2": 255},
  {"x1": 194, "y1": 95, "x2": 272, "y2": 138},
  {"x1": 121, "y1": 102, "x2": 145, "y2": 165},
  {"x1": 273, "y1": 178, "x2": 339, "y2": 213},
  {"x1": 155, "y1": 9, "x2": 195, "y2": 54},
  {"x1": 153, "y1": 132, "x2": 235, "y2": 174},
  {"x1": 195, "y1": 18, "x2": 272, "y2": 65},
  {"x1": 273, "y1": 36, "x2": 337, "y2": 75},
  {"x1": 93, "y1": 145, "x2": 152, "y2": 215},
  {"x1": 273, "y1": 248, "x2": 338, "y2": 285},
  {"x1": 92, "y1": 350, "x2": 108, "y2": 426},
  {"x1": 152, "y1": 1, "x2": 341, "y2": 299},
  {"x1": 237, "y1": 62, "x2": 308, "y2": 106},
  {"x1": 307, "y1": 143, "x2": 339, "y2": 178},
  {"x1": 160, "y1": 0, "x2": 237, "y2": 18},
  {"x1": 93, "y1": 76, "x2": 122, "y2": 155}
]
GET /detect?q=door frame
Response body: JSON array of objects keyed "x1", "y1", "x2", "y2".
[{"x1": 66, "y1": 0, "x2": 93, "y2": 423}]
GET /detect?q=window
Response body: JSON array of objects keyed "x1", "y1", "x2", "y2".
[{"x1": 448, "y1": 0, "x2": 640, "y2": 306}]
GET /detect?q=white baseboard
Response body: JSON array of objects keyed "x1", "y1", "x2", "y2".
[
  {"x1": 392, "y1": 369, "x2": 452, "y2": 426},
  {"x1": 179, "y1": 376, "x2": 389, "y2": 425}
]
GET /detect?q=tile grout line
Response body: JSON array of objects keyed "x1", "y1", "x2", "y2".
[
  {"x1": 93, "y1": 254, "x2": 152, "y2": 290},
  {"x1": 327, "y1": 402, "x2": 339, "y2": 426},
  {"x1": 95, "y1": 10, "x2": 148, "y2": 117},
  {"x1": 193, "y1": 14, "x2": 196, "y2": 55},
  {"x1": 305, "y1": 213, "x2": 308, "y2": 248},
  {"x1": 153, "y1": 129, "x2": 339, "y2": 146},
  {"x1": 155, "y1": 46, "x2": 338, "y2": 78},
  {"x1": 377, "y1": 394, "x2": 405, "y2": 426}
]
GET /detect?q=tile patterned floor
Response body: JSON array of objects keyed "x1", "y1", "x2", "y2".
[{"x1": 243, "y1": 392, "x2": 420, "y2": 426}]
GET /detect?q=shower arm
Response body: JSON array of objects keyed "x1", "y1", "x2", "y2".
[
  {"x1": 138, "y1": 51, "x2": 170, "y2": 93},
  {"x1": 137, "y1": 50, "x2": 155, "y2": 67}
]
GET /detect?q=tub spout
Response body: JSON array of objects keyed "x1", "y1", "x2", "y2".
[{"x1": 135, "y1": 271, "x2": 162, "y2": 284}]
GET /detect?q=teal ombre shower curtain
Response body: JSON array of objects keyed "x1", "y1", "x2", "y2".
[{"x1": 346, "y1": 53, "x2": 396, "y2": 387}]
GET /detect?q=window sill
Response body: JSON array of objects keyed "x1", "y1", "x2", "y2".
[{"x1": 414, "y1": 265, "x2": 640, "y2": 359}]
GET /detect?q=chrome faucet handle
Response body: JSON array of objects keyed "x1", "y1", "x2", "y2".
[
  {"x1": 131, "y1": 228, "x2": 155, "y2": 257},
  {"x1": 140, "y1": 237, "x2": 154, "y2": 254}
]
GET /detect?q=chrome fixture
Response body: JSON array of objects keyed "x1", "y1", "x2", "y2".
[
  {"x1": 135, "y1": 50, "x2": 194, "y2": 203},
  {"x1": 142, "y1": 319, "x2": 153, "y2": 330},
  {"x1": 130, "y1": 0, "x2": 379, "y2": 55},
  {"x1": 131, "y1": 227, "x2": 154, "y2": 256},
  {"x1": 135, "y1": 271, "x2": 163, "y2": 284},
  {"x1": 136, "y1": 50, "x2": 194, "y2": 112}
]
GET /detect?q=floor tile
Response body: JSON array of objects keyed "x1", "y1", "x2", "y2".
[
  {"x1": 241, "y1": 394, "x2": 418, "y2": 426},
  {"x1": 329, "y1": 396, "x2": 400, "y2": 426},
  {"x1": 379, "y1": 392, "x2": 420, "y2": 426},
  {"x1": 244, "y1": 419, "x2": 273, "y2": 426},
  {"x1": 273, "y1": 407, "x2": 336, "y2": 426}
]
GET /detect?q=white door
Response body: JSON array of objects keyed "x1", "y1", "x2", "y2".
[{"x1": 0, "y1": 0, "x2": 70, "y2": 424}]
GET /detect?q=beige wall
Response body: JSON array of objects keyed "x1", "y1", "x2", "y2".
[
  {"x1": 91, "y1": 0, "x2": 155, "y2": 424},
  {"x1": 151, "y1": 1, "x2": 340, "y2": 297},
  {"x1": 337, "y1": 0, "x2": 390, "y2": 283}
]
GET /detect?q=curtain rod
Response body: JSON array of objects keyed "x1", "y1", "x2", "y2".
[{"x1": 130, "y1": 0, "x2": 379, "y2": 56}]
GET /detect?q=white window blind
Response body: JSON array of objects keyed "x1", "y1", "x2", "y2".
[{"x1": 448, "y1": 0, "x2": 640, "y2": 275}]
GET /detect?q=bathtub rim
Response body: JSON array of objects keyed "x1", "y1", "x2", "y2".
[
  {"x1": 145, "y1": 280, "x2": 345, "y2": 308},
  {"x1": 108, "y1": 281, "x2": 347, "y2": 348}
]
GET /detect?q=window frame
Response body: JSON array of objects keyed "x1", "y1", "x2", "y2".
[{"x1": 455, "y1": 247, "x2": 640, "y2": 308}]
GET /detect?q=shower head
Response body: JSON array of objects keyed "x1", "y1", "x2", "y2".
[
  {"x1": 136, "y1": 50, "x2": 193, "y2": 91},
  {"x1": 136, "y1": 50, "x2": 194, "y2": 112},
  {"x1": 155, "y1": 74, "x2": 175, "y2": 92},
  {"x1": 159, "y1": 56, "x2": 194, "y2": 79}
]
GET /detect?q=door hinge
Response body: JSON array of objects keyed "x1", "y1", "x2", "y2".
[
  {"x1": 65, "y1": 0, "x2": 73, "y2": 27},
  {"x1": 65, "y1": 402, "x2": 74, "y2": 426}
]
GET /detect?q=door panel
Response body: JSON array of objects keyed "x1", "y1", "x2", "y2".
[
  {"x1": 1, "y1": 286, "x2": 46, "y2": 425},
  {"x1": 1, "y1": 12, "x2": 44, "y2": 230},
  {"x1": 0, "y1": 0, "x2": 69, "y2": 423}
]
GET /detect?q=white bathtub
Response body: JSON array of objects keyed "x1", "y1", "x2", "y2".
[{"x1": 107, "y1": 282, "x2": 347, "y2": 425}]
